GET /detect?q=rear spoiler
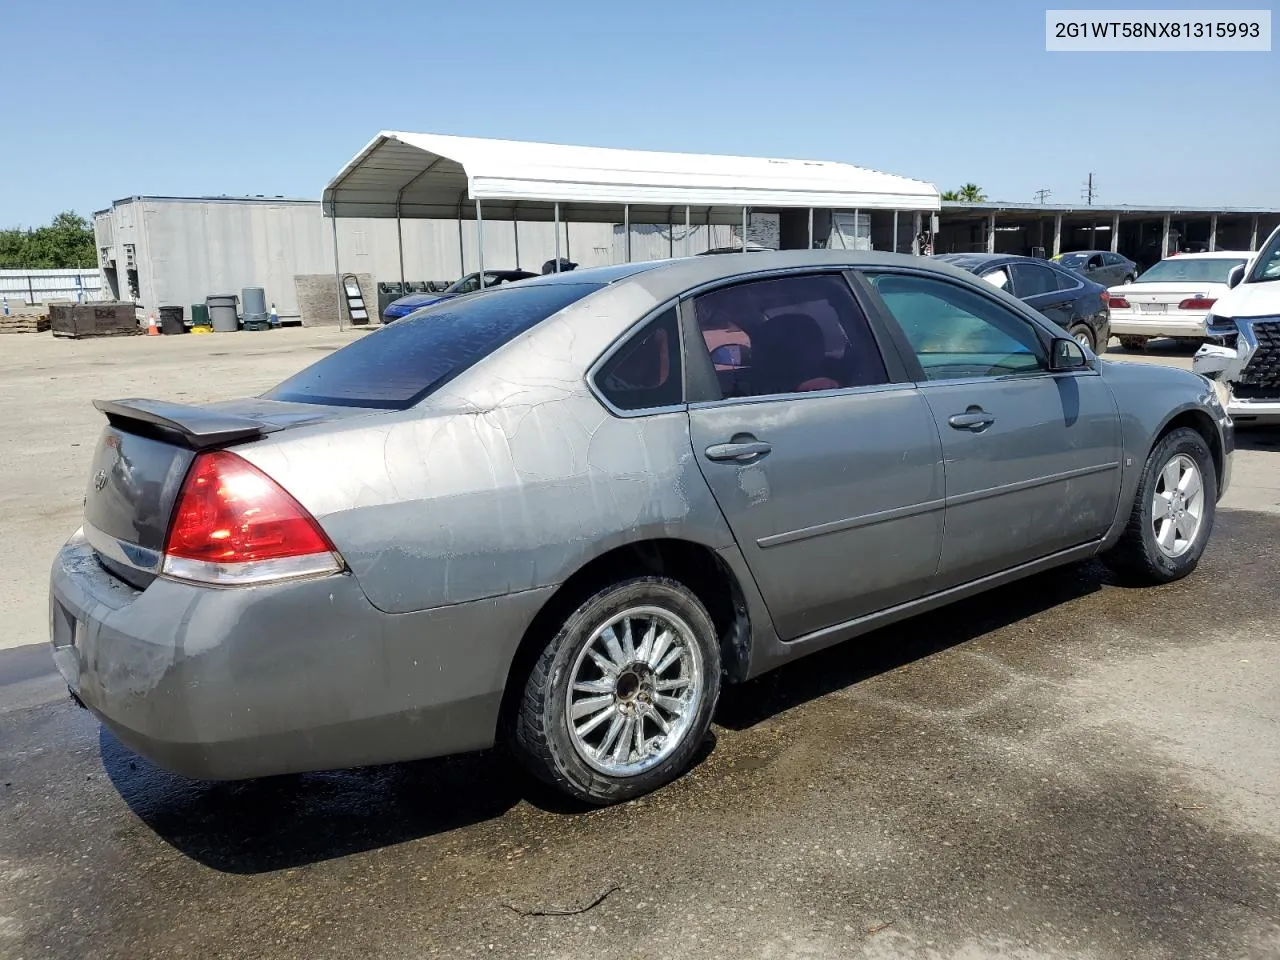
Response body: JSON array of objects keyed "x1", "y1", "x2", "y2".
[{"x1": 94, "y1": 398, "x2": 278, "y2": 450}]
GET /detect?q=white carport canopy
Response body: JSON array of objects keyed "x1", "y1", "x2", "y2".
[
  {"x1": 320, "y1": 132, "x2": 940, "y2": 326},
  {"x1": 324, "y1": 131, "x2": 941, "y2": 223}
]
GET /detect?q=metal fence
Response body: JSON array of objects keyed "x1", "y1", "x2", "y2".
[{"x1": 0, "y1": 269, "x2": 104, "y2": 306}]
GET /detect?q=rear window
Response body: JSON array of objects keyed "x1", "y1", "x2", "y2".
[
  {"x1": 265, "y1": 283, "x2": 602, "y2": 409},
  {"x1": 1136, "y1": 257, "x2": 1248, "y2": 284}
]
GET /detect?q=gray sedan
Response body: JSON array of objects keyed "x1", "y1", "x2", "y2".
[{"x1": 50, "y1": 251, "x2": 1232, "y2": 804}]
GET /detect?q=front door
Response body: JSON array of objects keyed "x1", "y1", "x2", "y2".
[
  {"x1": 685, "y1": 272, "x2": 945, "y2": 640},
  {"x1": 863, "y1": 270, "x2": 1122, "y2": 589},
  {"x1": 1011, "y1": 261, "x2": 1076, "y2": 333}
]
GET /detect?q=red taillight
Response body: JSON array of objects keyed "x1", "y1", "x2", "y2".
[
  {"x1": 1178, "y1": 297, "x2": 1216, "y2": 310},
  {"x1": 163, "y1": 450, "x2": 340, "y2": 584},
  {"x1": 1106, "y1": 294, "x2": 1130, "y2": 309}
]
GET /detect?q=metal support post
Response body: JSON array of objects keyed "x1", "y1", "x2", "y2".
[
  {"x1": 1250, "y1": 215, "x2": 1259, "y2": 251},
  {"x1": 1209, "y1": 214, "x2": 1218, "y2": 252},
  {"x1": 1111, "y1": 213, "x2": 1120, "y2": 252},
  {"x1": 329, "y1": 215, "x2": 344, "y2": 332},
  {"x1": 554, "y1": 202, "x2": 561, "y2": 271},
  {"x1": 684, "y1": 206, "x2": 691, "y2": 257},
  {"x1": 1161, "y1": 214, "x2": 1171, "y2": 258},
  {"x1": 892, "y1": 210, "x2": 899, "y2": 253},
  {"x1": 476, "y1": 199, "x2": 485, "y2": 279},
  {"x1": 624, "y1": 204, "x2": 631, "y2": 263},
  {"x1": 395, "y1": 207, "x2": 405, "y2": 288},
  {"x1": 912, "y1": 212, "x2": 922, "y2": 255},
  {"x1": 808, "y1": 208, "x2": 814, "y2": 250},
  {"x1": 987, "y1": 213, "x2": 996, "y2": 254},
  {"x1": 1052, "y1": 214, "x2": 1063, "y2": 257},
  {"x1": 742, "y1": 206, "x2": 748, "y2": 252}
]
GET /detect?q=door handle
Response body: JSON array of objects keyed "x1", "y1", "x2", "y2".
[
  {"x1": 948, "y1": 411, "x2": 996, "y2": 431},
  {"x1": 705, "y1": 439, "x2": 772, "y2": 462}
]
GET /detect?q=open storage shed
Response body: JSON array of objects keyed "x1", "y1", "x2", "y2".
[{"x1": 322, "y1": 132, "x2": 941, "y2": 319}]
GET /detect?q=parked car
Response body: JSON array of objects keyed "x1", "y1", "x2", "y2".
[
  {"x1": 1105, "y1": 251, "x2": 1253, "y2": 350},
  {"x1": 1053, "y1": 250, "x2": 1138, "y2": 287},
  {"x1": 932, "y1": 253, "x2": 1110, "y2": 351},
  {"x1": 381, "y1": 269, "x2": 537, "y2": 322},
  {"x1": 1193, "y1": 225, "x2": 1280, "y2": 424},
  {"x1": 51, "y1": 251, "x2": 1230, "y2": 805}
]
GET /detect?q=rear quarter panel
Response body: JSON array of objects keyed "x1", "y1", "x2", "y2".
[{"x1": 237, "y1": 282, "x2": 737, "y2": 615}]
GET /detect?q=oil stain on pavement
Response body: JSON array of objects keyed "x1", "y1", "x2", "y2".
[{"x1": 2, "y1": 511, "x2": 1278, "y2": 959}]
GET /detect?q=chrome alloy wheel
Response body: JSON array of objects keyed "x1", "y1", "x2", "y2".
[
  {"x1": 1074, "y1": 329, "x2": 1093, "y2": 349},
  {"x1": 1152, "y1": 453, "x2": 1205, "y2": 559},
  {"x1": 565, "y1": 606, "x2": 704, "y2": 777}
]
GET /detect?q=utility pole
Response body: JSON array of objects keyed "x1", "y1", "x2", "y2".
[
  {"x1": 1033, "y1": 188, "x2": 1051, "y2": 204},
  {"x1": 1082, "y1": 172, "x2": 1097, "y2": 206}
]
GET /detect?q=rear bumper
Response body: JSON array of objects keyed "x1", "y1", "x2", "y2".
[
  {"x1": 1108, "y1": 311, "x2": 1207, "y2": 338},
  {"x1": 49, "y1": 531, "x2": 551, "y2": 779}
]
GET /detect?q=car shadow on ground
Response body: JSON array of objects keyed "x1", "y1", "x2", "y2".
[
  {"x1": 103, "y1": 562, "x2": 1108, "y2": 874},
  {"x1": 716, "y1": 561, "x2": 1108, "y2": 731}
]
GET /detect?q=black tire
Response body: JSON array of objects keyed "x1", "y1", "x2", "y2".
[
  {"x1": 1069, "y1": 324, "x2": 1096, "y2": 352},
  {"x1": 1102, "y1": 427, "x2": 1216, "y2": 585},
  {"x1": 1123, "y1": 274, "x2": 1136, "y2": 284},
  {"x1": 1118, "y1": 335, "x2": 1148, "y2": 351},
  {"x1": 512, "y1": 577, "x2": 721, "y2": 805}
]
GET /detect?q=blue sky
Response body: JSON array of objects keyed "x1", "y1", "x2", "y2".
[{"x1": 3, "y1": 0, "x2": 1275, "y2": 226}]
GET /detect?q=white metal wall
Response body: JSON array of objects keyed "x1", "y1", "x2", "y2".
[{"x1": 0, "y1": 269, "x2": 103, "y2": 305}]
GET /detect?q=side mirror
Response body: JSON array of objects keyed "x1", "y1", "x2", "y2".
[
  {"x1": 1050, "y1": 337, "x2": 1089, "y2": 371},
  {"x1": 709, "y1": 343, "x2": 750, "y2": 368},
  {"x1": 1227, "y1": 263, "x2": 1246, "y2": 289}
]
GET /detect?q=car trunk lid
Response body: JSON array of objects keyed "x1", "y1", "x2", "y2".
[{"x1": 83, "y1": 398, "x2": 375, "y2": 588}]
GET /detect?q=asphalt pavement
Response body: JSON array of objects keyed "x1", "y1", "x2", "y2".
[{"x1": 1, "y1": 331, "x2": 1278, "y2": 959}]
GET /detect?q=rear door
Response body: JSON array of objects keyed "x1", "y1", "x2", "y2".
[
  {"x1": 684, "y1": 271, "x2": 944, "y2": 640},
  {"x1": 861, "y1": 270, "x2": 1121, "y2": 589}
]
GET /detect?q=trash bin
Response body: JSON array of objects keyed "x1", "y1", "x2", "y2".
[
  {"x1": 206, "y1": 294, "x2": 239, "y2": 332},
  {"x1": 241, "y1": 287, "x2": 271, "y2": 331},
  {"x1": 190, "y1": 302, "x2": 211, "y2": 329},
  {"x1": 159, "y1": 305, "x2": 186, "y2": 335}
]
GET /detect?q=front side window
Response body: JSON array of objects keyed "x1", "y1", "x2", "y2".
[
  {"x1": 1009, "y1": 262, "x2": 1058, "y2": 297},
  {"x1": 266, "y1": 283, "x2": 603, "y2": 409},
  {"x1": 1247, "y1": 227, "x2": 1280, "y2": 283},
  {"x1": 692, "y1": 273, "x2": 888, "y2": 400},
  {"x1": 594, "y1": 308, "x2": 682, "y2": 411},
  {"x1": 867, "y1": 273, "x2": 1045, "y2": 381}
]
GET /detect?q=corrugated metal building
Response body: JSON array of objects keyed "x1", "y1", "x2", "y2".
[
  {"x1": 92, "y1": 197, "x2": 627, "y2": 319},
  {"x1": 90, "y1": 196, "x2": 777, "y2": 319}
]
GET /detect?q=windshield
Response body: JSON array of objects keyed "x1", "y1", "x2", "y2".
[
  {"x1": 1246, "y1": 227, "x2": 1280, "y2": 283},
  {"x1": 1136, "y1": 257, "x2": 1248, "y2": 284},
  {"x1": 1056, "y1": 253, "x2": 1089, "y2": 268},
  {"x1": 265, "y1": 283, "x2": 602, "y2": 409}
]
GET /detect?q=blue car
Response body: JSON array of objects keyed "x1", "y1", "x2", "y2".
[{"x1": 381, "y1": 269, "x2": 537, "y2": 322}]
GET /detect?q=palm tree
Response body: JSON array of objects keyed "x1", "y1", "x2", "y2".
[
  {"x1": 940, "y1": 189, "x2": 960, "y2": 201},
  {"x1": 958, "y1": 183, "x2": 987, "y2": 202}
]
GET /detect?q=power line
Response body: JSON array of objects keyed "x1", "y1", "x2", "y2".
[{"x1": 1033, "y1": 188, "x2": 1052, "y2": 203}]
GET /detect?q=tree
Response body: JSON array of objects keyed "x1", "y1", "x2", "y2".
[
  {"x1": 0, "y1": 211, "x2": 97, "y2": 269},
  {"x1": 940, "y1": 184, "x2": 988, "y2": 202}
]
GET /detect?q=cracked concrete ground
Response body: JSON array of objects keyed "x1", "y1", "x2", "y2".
[{"x1": 1, "y1": 330, "x2": 1278, "y2": 959}]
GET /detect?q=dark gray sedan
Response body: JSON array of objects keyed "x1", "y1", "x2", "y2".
[
  {"x1": 1054, "y1": 250, "x2": 1139, "y2": 287},
  {"x1": 50, "y1": 251, "x2": 1232, "y2": 804}
]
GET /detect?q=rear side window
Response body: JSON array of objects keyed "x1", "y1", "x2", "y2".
[
  {"x1": 594, "y1": 308, "x2": 683, "y2": 411},
  {"x1": 265, "y1": 284, "x2": 601, "y2": 409},
  {"x1": 692, "y1": 273, "x2": 888, "y2": 400},
  {"x1": 1009, "y1": 262, "x2": 1058, "y2": 297}
]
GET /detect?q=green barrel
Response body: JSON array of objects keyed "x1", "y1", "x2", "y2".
[{"x1": 190, "y1": 303, "x2": 211, "y2": 328}]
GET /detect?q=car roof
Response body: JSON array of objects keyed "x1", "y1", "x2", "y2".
[
  {"x1": 1058, "y1": 250, "x2": 1112, "y2": 256},
  {"x1": 517, "y1": 250, "x2": 991, "y2": 302},
  {"x1": 1159, "y1": 251, "x2": 1253, "y2": 260}
]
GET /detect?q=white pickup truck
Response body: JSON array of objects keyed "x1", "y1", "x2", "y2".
[{"x1": 1193, "y1": 224, "x2": 1280, "y2": 424}]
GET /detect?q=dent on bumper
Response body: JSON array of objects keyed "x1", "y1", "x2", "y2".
[{"x1": 49, "y1": 534, "x2": 552, "y2": 779}]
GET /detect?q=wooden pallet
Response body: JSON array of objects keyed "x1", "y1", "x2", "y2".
[{"x1": 0, "y1": 316, "x2": 51, "y2": 334}]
